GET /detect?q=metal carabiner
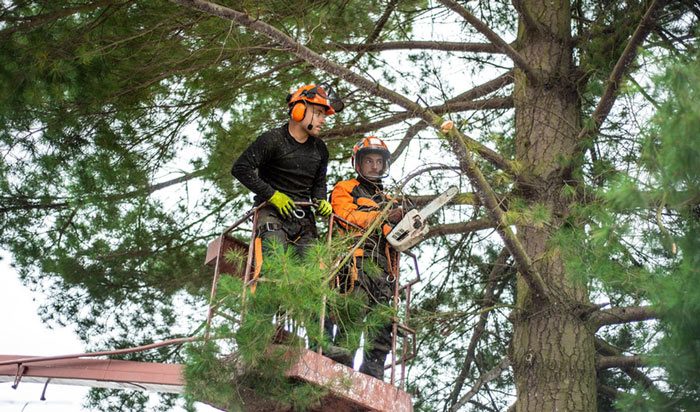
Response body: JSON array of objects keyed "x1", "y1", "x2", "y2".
[{"x1": 292, "y1": 208, "x2": 306, "y2": 219}]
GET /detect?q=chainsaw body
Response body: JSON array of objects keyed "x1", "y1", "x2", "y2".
[{"x1": 387, "y1": 186, "x2": 458, "y2": 252}]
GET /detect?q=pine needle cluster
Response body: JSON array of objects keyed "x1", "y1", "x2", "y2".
[
  {"x1": 183, "y1": 235, "x2": 395, "y2": 411},
  {"x1": 556, "y1": 42, "x2": 700, "y2": 410}
]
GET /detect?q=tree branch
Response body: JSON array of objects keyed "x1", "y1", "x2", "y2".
[
  {"x1": 590, "y1": 305, "x2": 659, "y2": 331},
  {"x1": 329, "y1": 97, "x2": 513, "y2": 168},
  {"x1": 390, "y1": 70, "x2": 514, "y2": 162},
  {"x1": 448, "y1": 249, "x2": 511, "y2": 410},
  {"x1": 414, "y1": 191, "x2": 510, "y2": 210},
  {"x1": 595, "y1": 338, "x2": 658, "y2": 390},
  {"x1": 0, "y1": 169, "x2": 206, "y2": 214},
  {"x1": 333, "y1": 40, "x2": 503, "y2": 53},
  {"x1": 410, "y1": 192, "x2": 480, "y2": 207},
  {"x1": 437, "y1": 0, "x2": 536, "y2": 80},
  {"x1": 0, "y1": 0, "x2": 121, "y2": 36},
  {"x1": 396, "y1": 165, "x2": 460, "y2": 189},
  {"x1": 168, "y1": 0, "x2": 548, "y2": 301},
  {"x1": 390, "y1": 120, "x2": 425, "y2": 163},
  {"x1": 426, "y1": 218, "x2": 495, "y2": 239},
  {"x1": 595, "y1": 340, "x2": 670, "y2": 411},
  {"x1": 577, "y1": 0, "x2": 667, "y2": 142},
  {"x1": 451, "y1": 357, "x2": 511, "y2": 412},
  {"x1": 466, "y1": 400, "x2": 499, "y2": 412},
  {"x1": 511, "y1": 0, "x2": 544, "y2": 34},
  {"x1": 449, "y1": 70, "x2": 515, "y2": 102},
  {"x1": 343, "y1": 0, "x2": 399, "y2": 67},
  {"x1": 0, "y1": 198, "x2": 69, "y2": 213},
  {"x1": 324, "y1": 96, "x2": 512, "y2": 136},
  {"x1": 441, "y1": 127, "x2": 548, "y2": 299},
  {"x1": 597, "y1": 355, "x2": 647, "y2": 370},
  {"x1": 597, "y1": 384, "x2": 620, "y2": 400},
  {"x1": 365, "y1": 0, "x2": 397, "y2": 41}
]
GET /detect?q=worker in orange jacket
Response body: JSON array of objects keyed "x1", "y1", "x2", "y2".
[{"x1": 329, "y1": 136, "x2": 404, "y2": 380}]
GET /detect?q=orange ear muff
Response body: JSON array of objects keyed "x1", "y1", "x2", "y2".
[{"x1": 290, "y1": 101, "x2": 306, "y2": 122}]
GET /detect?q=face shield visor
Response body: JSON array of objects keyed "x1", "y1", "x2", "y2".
[
  {"x1": 312, "y1": 83, "x2": 345, "y2": 113},
  {"x1": 355, "y1": 149, "x2": 391, "y2": 180}
]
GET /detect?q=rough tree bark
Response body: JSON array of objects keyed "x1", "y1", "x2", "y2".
[{"x1": 509, "y1": 0, "x2": 597, "y2": 411}]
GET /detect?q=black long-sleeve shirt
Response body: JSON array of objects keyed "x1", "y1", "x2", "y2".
[{"x1": 232, "y1": 124, "x2": 329, "y2": 204}]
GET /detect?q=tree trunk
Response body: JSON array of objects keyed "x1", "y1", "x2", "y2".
[{"x1": 510, "y1": 0, "x2": 597, "y2": 410}]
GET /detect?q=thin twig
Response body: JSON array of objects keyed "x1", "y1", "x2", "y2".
[
  {"x1": 577, "y1": 0, "x2": 667, "y2": 142},
  {"x1": 437, "y1": 0, "x2": 537, "y2": 80},
  {"x1": 451, "y1": 357, "x2": 512, "y2": 412}
]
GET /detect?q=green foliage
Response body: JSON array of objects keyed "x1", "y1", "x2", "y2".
[
  {"x1": 613, "y1": 43, "x2": 700, "y2": 411},
  {"x1": 0, "y1": 2, "x2": 418, "y2": 409},
  {"x1": 577, "y1": 0, "x2": 645, "y2": 107},
  {"x1": 0, "y1": 0, "x2": 401, "y2": 365},
  {"x1": 2, "y1": 1, "x2": 699, "y2": 411},
  {"x1": 183, "y1": 238, "x2": 393, "y2": 410},
  {"x1": 87, "y1": 388, "x2": 179, "y2": 412},
  {"x1": 504, "y1": 198, "x2": 552, "y2": 228},
  {"x1": 557, "y1": 38, "x2": 700, "y2": 411}
]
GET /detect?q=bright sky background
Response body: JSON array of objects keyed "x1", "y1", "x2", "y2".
[
  {"x1": 0, "y1": 250, "x2": 219, "y2": 412},
  {"x1": 1, "y1": 249, "x2": 99, "y2": 412}
]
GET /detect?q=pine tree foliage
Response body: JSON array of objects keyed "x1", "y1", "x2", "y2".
[
  {"x1": 611, "y1": 46, "x2": 700, "y2": 411},
  {"x1": 1, "y1": 0, "x2": 699, "y2": 411},
  {"x1": 183, "y1": 238, "x2": 394, "y2": 411}
]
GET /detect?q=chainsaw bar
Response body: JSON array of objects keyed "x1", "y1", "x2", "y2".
[
  {"x1": 418, "y1": 186, "x2": 458, "y2": 220},
  {"x1": 387, "y1": 186, "x2": 458, "y2": 252}
]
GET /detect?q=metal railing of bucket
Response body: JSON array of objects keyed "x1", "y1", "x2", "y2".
[{"x1": 203, "y1": 202, "x2": 421, "y2": 388}]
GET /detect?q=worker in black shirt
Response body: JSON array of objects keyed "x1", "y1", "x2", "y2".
[{"x1": 232, "y1": 83, "x2": 344, "y2": 257}]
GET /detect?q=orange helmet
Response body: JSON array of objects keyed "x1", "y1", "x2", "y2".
[
  {"x1": 351, "y1": 136, "x2": 391, "y2": 178},
  {"x1": 287, "y1": 83, "x2": 344, "y2": 121}
]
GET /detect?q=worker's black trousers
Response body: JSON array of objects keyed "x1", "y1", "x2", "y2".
[{"x1": 327, "y1": 253, "x2": 394, "y2": 380}]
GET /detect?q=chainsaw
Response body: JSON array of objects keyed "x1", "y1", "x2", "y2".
[{"x1": 387, "y1": 186, "x2": 458, "y2": 252}]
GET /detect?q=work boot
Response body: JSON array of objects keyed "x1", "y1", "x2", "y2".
[
  {"x1": 359, "y1": 349, "x2": 387, "y2": 380},
  {"x1": 359, "y1": 360, "x2": 384, "y2": 380},
  {"x1": 323, "y1": 345, "x2": 353, "y2": 367}
]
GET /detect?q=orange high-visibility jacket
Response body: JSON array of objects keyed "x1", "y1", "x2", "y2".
[
  {"x1": 330, "y1": 178, "x2": 394, "y2": 237},
  {"x1": 330, "y1": 177, "x2": 401, "y2": 290}
]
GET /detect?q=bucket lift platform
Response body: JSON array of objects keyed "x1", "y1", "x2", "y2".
[
  {"x1": 1, "y1": 203, "x2": 416, "y2": 411},
  {"x1": 288, "y1": 348, "x2": 413, "y2": 412},
  {"x1": 0, "y1": 349, "x2": 412, "y2": 412},
  {"x1": 202, "y1": 203, "x2": 418, "y2": 411}
]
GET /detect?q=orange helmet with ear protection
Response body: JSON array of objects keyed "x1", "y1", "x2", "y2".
[
  {"x1": 287, "y1": 83, "x2": 344, "y2": 122},
  {"x1": 351, "y1": 136, "x2": 391, "y2": 178}
]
